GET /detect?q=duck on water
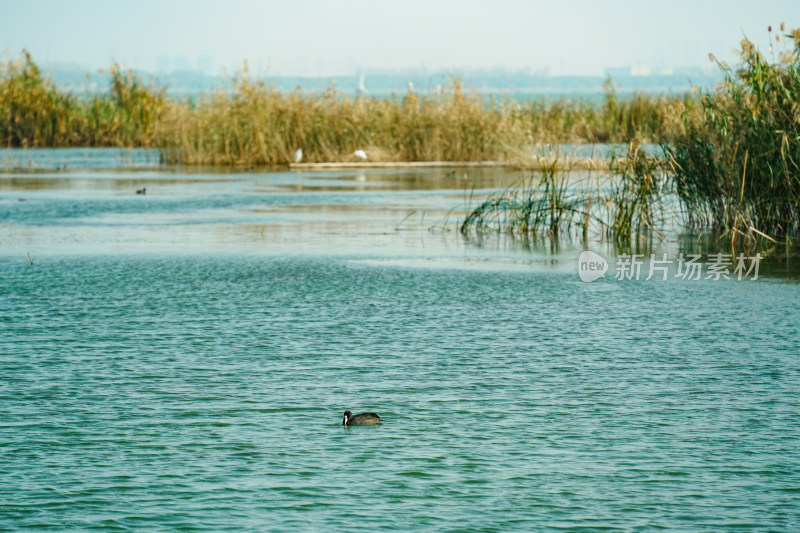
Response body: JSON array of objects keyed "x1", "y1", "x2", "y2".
[{"x1": 343, "y1": 411, "x2": 382, "y2": 426}]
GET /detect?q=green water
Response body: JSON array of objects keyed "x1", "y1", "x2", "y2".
[{"x1": 2, "y1": 150, "x2": 800, "y2": 531}]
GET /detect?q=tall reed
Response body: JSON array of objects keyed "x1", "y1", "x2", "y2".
[
  {"x1": 0, "y1": 51, "x2": 165, "y2": 148},
  {"x1": 462, "y1": 25, "x2": 800, "y2": 246},
  {"x1": 667, "y1": 26, "x2": 800, "y2": 242},
  {"x1": 0, "y1": 51, "x2": 75, "y2": 147},
  {"x1": 607, "y1": 143, "x2": 669, "y2": 246}
]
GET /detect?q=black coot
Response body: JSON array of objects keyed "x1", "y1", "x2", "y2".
[{"x1": 343, "y1": 411, "x2": 382, "y2": 426}]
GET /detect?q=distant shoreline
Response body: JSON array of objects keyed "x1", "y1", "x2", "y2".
[{"x1": 43, "y1": 66, "x2": 722, "y2": 99}]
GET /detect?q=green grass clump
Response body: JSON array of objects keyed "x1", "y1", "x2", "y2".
[
  {"x1": 667, "y1": 26, "x2": 800, "y2": 242},
  {"x1": 606, "y1": 143, "x2": 670, "y2": 246},
  {"x1": 459, "y1": 144, "x2": 670, "y2": 248},
  {"x1": 459, "y1": 162, "x2": 580, "y2": 236}
]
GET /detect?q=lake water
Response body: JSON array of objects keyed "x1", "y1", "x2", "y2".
[{"x1": 2, "y1": 149, "x2": 799, "y2": 531}]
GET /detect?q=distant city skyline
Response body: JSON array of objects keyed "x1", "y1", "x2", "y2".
[{"x1": 2, "y1": 0, "x2": 797, "y2": 77}]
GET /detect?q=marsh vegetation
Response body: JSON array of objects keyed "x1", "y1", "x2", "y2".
[
  {"x1": 1, "y1": 53, "x2": 689, "y2": 162},
  {"x1": 459, "y1": 26, "x2": 800, "y2": 247},
  {"x1": 2, "y1": 26, "x2": 798, "y2": 245}
]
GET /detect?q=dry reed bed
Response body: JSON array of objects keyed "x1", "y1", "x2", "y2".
[{"x1": 1, "y1": 51, "x2": 690, "y2": 163}]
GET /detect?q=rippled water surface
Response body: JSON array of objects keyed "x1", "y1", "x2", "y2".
[{"x1": 2, "y1": 150, "x2": 800, "y2": 531}]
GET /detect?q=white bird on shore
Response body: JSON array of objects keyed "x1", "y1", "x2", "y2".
[
  {"x1": 354, "y1": 150, "x2": 367, "y2": 160},
  {"x1": 294, "y1": 148, "x2": 303, "y2": 163}
]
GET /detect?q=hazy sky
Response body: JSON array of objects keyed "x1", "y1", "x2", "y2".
[{"x1": 1, "y1": 0, "x2": 797, "y2": 76}]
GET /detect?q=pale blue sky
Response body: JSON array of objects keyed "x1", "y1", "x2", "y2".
[{"x1": 1, "y1": 0, "x2": 797, "y2": 76}]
